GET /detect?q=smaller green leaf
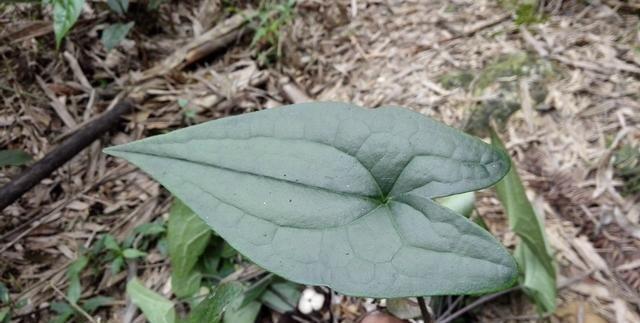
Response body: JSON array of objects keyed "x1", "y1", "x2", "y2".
[
  {"x1": 201, "y1": 243, "x2": 223, "y2": 276},
  {"x1": 122, "y1": 248, "x2": 147, "y2": 259},
  {"x1": 0, "y1": 283, "x2": 9, "y2": 304},
  {"x1": 491, "y1": 130, "x2": 556, "y2": 313},
  {"x1": 81, "y1": 296, "x2": 113, "y2": 313},
  {"x1": 515, "y1": 243, "x2": 556, "y2": 312},
  {"x1": 147, "y1": 0, "x2": 164, "y2": 10},
  {"x1": 111, "y1": 256, "x2": 124, "y2": 274},
  {"x1": 515, "y1": 4, "x2": 544, "y2": 26},
  {"x1": 435, "y1": 192, "x2": 475, "y2": 218},
  {"x1": 106, "y1": 0, "x2": 128, "y2": 15},
  {"x1": 260, "y1": 281, "x2": 301, "y2": 313},
  {"x1": 0, "y1": 307, "x2": 10, "y2": 323},
  {"x1": 177, "y1": 98, "x2": 189, "y2": 109},
  {"x1": 156, "y1": 238, "x2": 169, "y2": 256},
  {"x1": 0, "y1": 150, "x2": 32, "y2": 167},
  {"x1": 66, "y1": 256, "x2": 89, "y2": 304},
  {"x1": 53, "y1": 0, "x2": 85, "y2": 49},
  {"x1": 168, "y1": 199, "x2": 212, "y2": 298},
  {"x1": 50, "y1": 302, "x2": 72, "y2": 314},
  {"x1": 50, "y1": 301, "x2": 75, "y2": 323},
  {"x1": 237, "y1": 275, "x2": 273, "y2": 308},
  {"x1": 187, "y1": 282, "x2": 243, "y2": 323},
  {"x1": 223, "y1": 300, "x2": 261, "y2": 323},
  {"x1": 220, "y1": 242, "x2": 237, "y2": 259},
  {"x1": 14, "y1": 299, "x2": 27, "y2": 309},
  {"x1": 135, "y1": 222, "x2": 166, "y2": 236},
  {"x1": 67, "y1": 279, "x2": 82, "y2": 305},
  {"x1": 126, "y1": 278, "x2": 176, "y2": 323},
  {"x1": 101, "y1": 22, "x2": 134, "y2": 51},
  {"x1": 103, "y1": 235, "x2": 120, "y2": 251}
]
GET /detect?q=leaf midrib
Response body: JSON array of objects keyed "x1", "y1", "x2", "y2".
[
  {"x1": 156, "y1": 136, "x2": 498, "y2": 198},
  {"x1": 187, "y1": 176, "x2": 384, "y2": 230},
  {"x1": 110, "y1": 149, "x2": 380, "y2": 203}
]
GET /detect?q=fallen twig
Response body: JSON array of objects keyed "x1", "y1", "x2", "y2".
[
  {"x1": 413, "y1": 13, "x2": 511, "y2": 53},
  {"x1": 140, "y1": 11, "x2": 255, "y2": 81},
  {"x1": 0, "y1": 99, "x2": 134, "y2": 211},
  {"x1": 49, "y1": 282, "x2": 97, "y2": 323},
  {"x1": 279, "y1": 77, "x2": 312, "y2": 103}
]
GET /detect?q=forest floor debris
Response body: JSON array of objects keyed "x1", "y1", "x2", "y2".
[{"x1": 1, "y1": 0, "x2": 639, "y2": 322}]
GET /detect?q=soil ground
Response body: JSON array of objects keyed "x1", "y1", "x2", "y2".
[{"x1": 1, "y1": 0, "x2": 640, "y2": 322}]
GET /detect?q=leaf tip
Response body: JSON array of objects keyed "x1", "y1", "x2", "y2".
[
  {"x1": 102, "y1": 146, "x2": 119, "y2": 157},
  {"x1": 103, "y1": 144, "x2": 133, "y2": 159}
]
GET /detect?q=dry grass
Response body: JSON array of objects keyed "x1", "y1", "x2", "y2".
[{"x1": 1, "y1": 0, "x2": 639, "y2": 322}]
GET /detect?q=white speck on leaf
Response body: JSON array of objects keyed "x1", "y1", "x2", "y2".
[{"x1": 298, "y1": 287, "x2": 325, "y2": 314}]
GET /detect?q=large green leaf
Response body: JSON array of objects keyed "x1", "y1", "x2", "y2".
[
  {"x1": 106, "y1": 102, "x2": 517, "y2": 297},
  {"x1": 187, "y1": 282, "x2": 243, "y2": 323},
  {"x1": 168, "y1": 200, "x2": 212, "y2": 298},
  {"x1": 491, "y1": 130, "x2": 556, "y2": 313},
  {"x1": 52, "y1": 0, "x2": 85, "y2": 48},
  {"x1": 126, "y1": 278, "x2": 176, "y2": 323}
]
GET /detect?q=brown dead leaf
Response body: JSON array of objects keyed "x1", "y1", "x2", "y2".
[
  {"x1": 556, "y1": 301, "x2": 608, "y2": 323},
  {"x1": 360, "y1": 312, "x2": 406, "y2": 323}
]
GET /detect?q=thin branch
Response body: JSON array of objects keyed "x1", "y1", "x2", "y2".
[
  {"x1": 49, "y1": 282, "x2": 97, "y2": 323},
  {"x1": 417, "y1": 296, "x2": 433, "y2": 323},
  {"x1": 0, "y1": 99, "x2": 134, "y2": 212}
]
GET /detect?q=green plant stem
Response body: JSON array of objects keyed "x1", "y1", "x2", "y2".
[{"x1": 417, "y1": 296, "x2": 432, "y2": 323}]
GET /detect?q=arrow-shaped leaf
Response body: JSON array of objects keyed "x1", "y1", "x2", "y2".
[{"x1": 106, "y1": 102, "x2": 517, "y2": 297}]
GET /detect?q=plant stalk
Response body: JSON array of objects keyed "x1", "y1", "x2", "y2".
[{"x1": 417, "y1": 296, "x2": 433, "y2": 323}]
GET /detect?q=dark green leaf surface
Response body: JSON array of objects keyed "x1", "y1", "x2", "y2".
[
  {"x1": 491, "y1": 130, "x2": 556, "y2": 313},
  {"x1": 260, "y1": 281, "x2": 301, "y2": 313},
  {"x1": 0, "y1": 150, "x2": 32, "y2": 167},
  {"x1": 52, "y1": 0, "x2": 85, "y2": 48},
  {"x1": 101, "y1": 22, "x2": 134, "y2": 51},
  {"x1": 81, "y1": 296, "x2": 114, "y2": 313},
  {"x1": 107, "y1": 0, "x2": 128, "y2": 15},
  {"x1": 223, "y1": 300, "x2": 261, "y2": 323},
  {"x1": 168, "y1": 200, "x2": 212, "y2": 298},
  {"x1": 187, "y1": 282, "x2": 243, "y2": 323},
  {"x1": 106, "y1": 102, "x2": 517, "y2": 297},
  {"x1": 122, "y1": 248, "x2": 147, "y2": 259},
  {"x1": 66, "y1": 256, "x2": 88, "y2": 304}
]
